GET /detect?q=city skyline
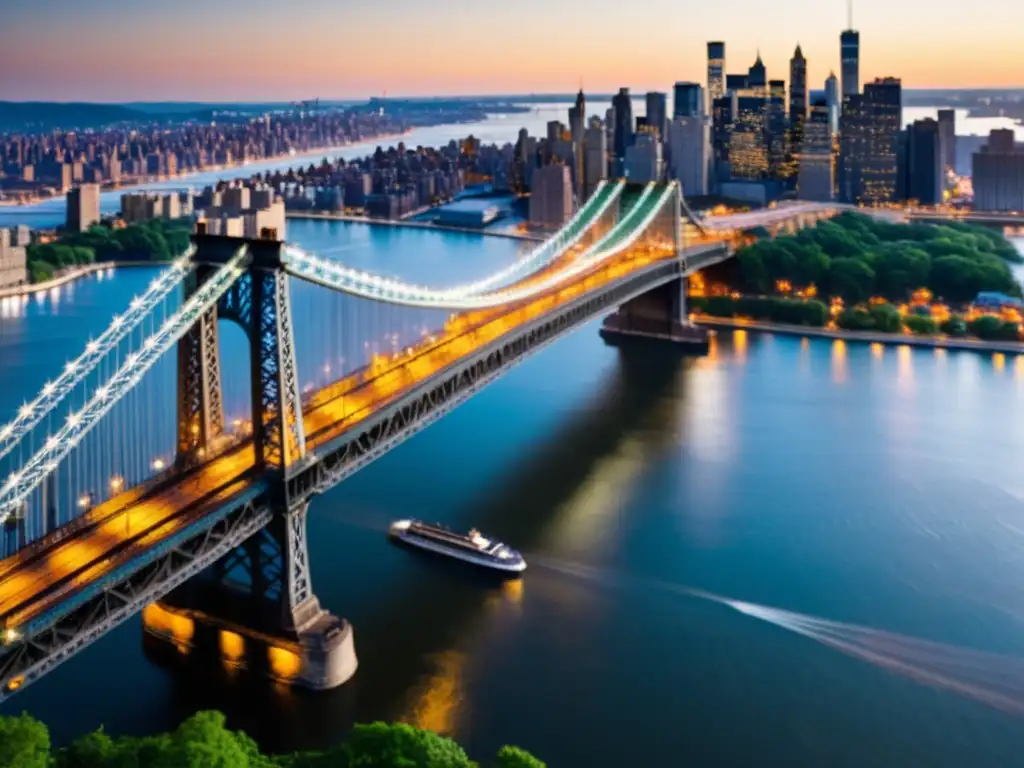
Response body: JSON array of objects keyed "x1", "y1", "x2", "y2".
[{"x1": 1, "y1": 0, "x2": 1022, "y2": 102}]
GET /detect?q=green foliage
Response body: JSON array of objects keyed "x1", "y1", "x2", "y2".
[
  {"x1": 731, "y1": 212, "x2": 1022, "y2": 304},
  {"x1": 692, "y1": 295, "x2": 827, "y2": 326},
  {"x1": 0, "y1": 712, "x2": 50, "y2": 768},
  {"x1": 940, "y1": 315, "x2": 968, "y2": 336},
  {"x1": 835, "y1": 308, "x2": 876, "y2": 332},
  {"x1": 968, "y1": 316, "x2": 1021, "y2": 342},
  {"x1": 826, "y1": 258, "x2": 876, "y2": 306},
  {"x1": 903, "y1": 315, "x2": 937, "y2": 335},
  {"x1": 27, "y1": 219, "x2": 192, "y2": 282},
  {"x1": 868, "y1": 303, "x2": 903, "y2": 333},
  {"x1": 338, "y1": 721, "x2": 474, "y2": 767},
  {"x1": 495, "y1": 745, "x2": 547, "y2": 768},
  {"x1": 1, "y1": 711, "x2": 543, "y2": 768}
]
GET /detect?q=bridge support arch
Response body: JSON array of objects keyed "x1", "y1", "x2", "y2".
[
  {"x1": 598, "y1": 184, "x2": 712, "y2": 353},
  {"x1": 150, "y1": 229, "x2": 357, "y2": 691}
]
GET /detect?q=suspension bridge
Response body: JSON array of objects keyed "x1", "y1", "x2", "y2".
[{"x1": 0, "y1": 181, "x2": 840, "y2": 698}]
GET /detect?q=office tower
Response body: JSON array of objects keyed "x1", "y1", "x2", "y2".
[
  {"x1": 529, "y1": 164, "x2": 573, "y2": 228},
  {"x1": 726, "y1": 74, "x2": 749, "y2": 94},
  {"x1": 612, "y1": 88, "x2": 634, "y2": 176},
  {"x1": 707, "y1": 42, "x2": 726, "y2": 105},
  {"x1": 645, "y1": 92, "x2": 668, "y2": 140},
  {"x1": 838, "y1": 77, "x2": 902, "y2": 205},
  {"x1": 767, "y1": 81, "x2": 789, "y2": 177},
  {"x1": 825, "y1": 72, "x2": 840, "y2": 134},
  {"x1": 789, "y1": 45, "x2": 807, "y2": 127},
  {"x1": 711, "y1": 93, "x2": 738, "y2": 184},
  {"x1": 546, "y1": 120, "x2": 564, "y2": 145},
  {"x1": 0, "y1": 228, "x2": 28, "y2": 289},
  {"x1": 673, "y1": 82, "x2": 704, "y2": 119},
  {"x1": 798, "y1": 93, "x2": 835, "y2": 201},
  {"x1": 583, "y1": 120, "x2": 609, "y2": 199},
  {"x1": 937, "y1": 108, "x2": 956, "y2": 180},
  {"x1": 903, "y1": 118, "x2": 942, "y2": 205},
  {"x1": 729, "y1": 97, "x2": 770, "y2": 181},
  {"x1": 972, "y1": 129, "x2": 1024, "y2": 212},
  {"x1": 841, "y1": 30, "x2": 860, "y2": 98},
  {"x1": 66, "y1": 183, "x2": 100, "y2": 232},
  {"x1": 988, "y1": 128, "x2": 1016, "y2": 153},
  {"x1": 747, "y1": 53, "x2": 767, "y2": 97},
  {"x1": 624, "y1": 133, "x2": 663, "y2": 183},
  {"x1": 667, "y1": 115, "x2": 710, "y2": 196},
  {"x1": 569, "y1": 89, "x2": 587, "y2": 199}
]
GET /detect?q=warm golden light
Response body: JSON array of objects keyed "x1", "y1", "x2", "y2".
[
  {"x1": 142, "y1": 604, "x2": 194, "y2": 644},
  {"x1": 219, "y1": 630, "x2": 245, "y2": 661},
  {"x1": 268, "y1": 645, "x2": 302, "y2": 681}
]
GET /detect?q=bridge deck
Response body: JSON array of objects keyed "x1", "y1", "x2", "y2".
[{"x1": 0, "y1": 239, "x2": 715, "y2": 635}]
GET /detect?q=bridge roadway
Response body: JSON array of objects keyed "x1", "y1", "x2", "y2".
[{"x1": 0, "y1": 237, "x2": 727, "y2": 644}]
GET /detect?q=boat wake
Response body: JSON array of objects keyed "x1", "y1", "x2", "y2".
[{"x1": 530, "y1": 555, "x2": 1024, "y2": 718}]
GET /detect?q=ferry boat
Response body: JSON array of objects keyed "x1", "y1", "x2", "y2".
[{"x1": 388, "y1": 519, "x2": 526, "y2": 574}]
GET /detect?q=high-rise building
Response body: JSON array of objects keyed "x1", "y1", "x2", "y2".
[
  {"x1": 711, "y1": 93, "x2": 738, "y2": 185},
  {"x1": 904, "y1": 118, "x2": 942, "y2": 205},
  {"x1": 645, "y1": 92, "x2": 668, "y2": 140},
  {"x1": 673, "y1": 82, "x2": 704, "y2": 119},
  {"x1": 824, "y1": 72, "x2": 840, "y2": 135},
  {"x1": 972, "y1": 129, "x2": 1024, "y2": 212},
  {"x1": 612, "y1": 88, "x2": 634, "y2": 176},
  {"x1": 569, "y1": 89, "x2": 587, "y2": 198},
  {"x1": 789, "y1": 45, "x2": 807, "y2": 127},
  {"x1": 583, "y1": 120, "x2": 609, "y2": 200},
  {"x1": 729, "y1": 97, "x2": 770, "y2": 181},
  {"x1": 66, "y1": 183, "x2": 100, "y2": 232},
  {"x1": 0, "y1": 228, "x2": 28, "y2": 289},
  {"x1": 937, "y1": 108, "x2": 956, "y2": 182},
  {"x1": 839, "y1": 77, "x2": 902, "y2": 205},
  {"x1": 798, "y1": 93, "x2": 835, "y2": 202},
  {"x1": 840, "y1": 29, "x2": 860, "y2": 98},
  {"x1": 667, "y1": 115, "x2": 710, "y2": 196},
  {"x1": 707, "y1": 42, "x2": 726, "y2": 106},
  {"x1": 529, "y1": 164, "x2": 574, "y2": 228},
  {"x1": 624, "y1": 132, "x2": 664, "y2": 183},
  {"x1": 747, "y1": 53, "x2": 767, "y2": 97}
]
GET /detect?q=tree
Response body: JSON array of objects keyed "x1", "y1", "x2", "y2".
[
  {"x1": 0, "y1": 712, "x2": 50, "y2": 768},
  {"x1": 496, "y1": 745, "x2": 546, "y2": 768},
  {"x1": 827, "y1": 258, "x2": 876, "y2": 306},
  {"x1": 836, "y1": 308, "x2": 876, "y2": 331},
  {"x1": 340, "y1": 722, "x2": 475, "y2": 768},
  {"x1": 868, "y1": 303, "x2": 903, "y2": 333},
  {"x1": 904, "y1": 315, "x2": 937, "y2": 335},
  {"x1": 940, "y1": 316, "x2": 968, "y2": 336}
]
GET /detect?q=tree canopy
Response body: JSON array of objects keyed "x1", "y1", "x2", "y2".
[
  {"x1": 0, "y1": 711, "x2": 544, "y2": 768},
  {"x1": 26, "y1": 219, "x2": 192, "y2": 283},
  {"x1": 732, "y1": 212, "x2": 1022, "y2": 305}
]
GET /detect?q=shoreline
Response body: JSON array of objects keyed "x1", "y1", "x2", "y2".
[
  {"x1": 285, "y1": 210, "x2": 545, "y2": 241},
  {"x1": 0, "y1": 131, "x2": 413, "y2": 208},
  {"x1": 692, "y1": 314, "x2": 1024, "y2": 355},
  {"x1": 0, "y1": 261, "x2": 157, "y2": 299}
]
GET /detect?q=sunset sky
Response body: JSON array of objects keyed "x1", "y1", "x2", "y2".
[{"x1": 2, "y1": 0, "x2": 1022, "y2": 102}]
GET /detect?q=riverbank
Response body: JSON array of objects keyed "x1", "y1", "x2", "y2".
[
  {"x1": 692, "y1": 314, "x2": 1024, "y2": 355},
  {"x1": 285, "y1": 210, "x2": 545, "y2": 241},
  {"x1": 0, "y1": 261, "x2": 156, "y2": 299},
  {"x1": 0, "y1": 131, "x2": 412, "y2": 209}
]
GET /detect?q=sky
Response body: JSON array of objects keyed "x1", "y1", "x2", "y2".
[{"x1": 1, "y1": 0, "x2": 1022, "y2": 102}]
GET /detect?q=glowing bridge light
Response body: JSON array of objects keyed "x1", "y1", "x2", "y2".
[
  {"x1": 18, "y1": 404, "x2": 32, "y2": 420},
  {"x1": 86, "y1": 340, "x2": 100, "y2": 353},
  {"x1": 77, "y1": 494, "x2": 91, "y2": 509},
  {"x1": 110, "y1": 476, "x2": 124, "y2": 492},
  {"x1": 111, "y1": 315, "x2": 124, "y2": 329},
  {"x1": 130, "y1": 296, "x2": 143, "y2": 310},
  {"x1": 152, "y1": 458, "x2": 166, "y2": 471},
  {"x1": 45, "y1": 436, "x2": 58, "y2": 451},
  {"x1": 42, "y1": 381, "x2": 55, "y2": 396},
  {"x1": 67, "y1": 412, "x2": 80, "y2": 428},
  {"x1": 144, "y1": 337, "x2": 156, "y2": 350},
  {"x1": 95, "y1": 386, "x2": 110, "y2": 400},
  {"x1": 3, "y1": 628, "x2": 19, "y2": 645}
]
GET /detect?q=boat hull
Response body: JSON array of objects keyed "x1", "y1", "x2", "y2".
[{"x1": 390, "y1": 532, "x2": 526, "y2": 575}]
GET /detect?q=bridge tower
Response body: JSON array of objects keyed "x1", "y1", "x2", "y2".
[
  {"x1": 599, "y1": 182, "x2": 711, "y2": 352},
  {"x1": 154, "y1": 226, "x2": 357, "y2": 691}
]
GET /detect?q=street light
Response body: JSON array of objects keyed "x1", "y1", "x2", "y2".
[
  {"x1": 152, "y1": 458, "x2": 166, "y2": 471},
  {"x1": 110, "y1": 476, "x2": 123, "y2": 493}
]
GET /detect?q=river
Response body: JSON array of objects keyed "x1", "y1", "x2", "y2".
[{"x1": 0, "y1": 221, "x2": 1023, "y2": 766}]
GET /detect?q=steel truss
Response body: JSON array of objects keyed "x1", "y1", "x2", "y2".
[
  {"x1": 286, "y1": 255, "x2": 695, "y2": 504},
  {"x1": 177, "y1": 267, "x2": 225, "y2": 461},
  {"x1": 0, "y1": 498, "x2": 272, "y2": 702}
]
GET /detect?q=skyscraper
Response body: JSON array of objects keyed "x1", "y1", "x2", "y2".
[
  {"x1": 707, "y1": 42, "x2": 726, "y2": 105},
  {"x1": 904, "y1": 118, "x2": 942, "y2": 205},
  {"x1": 840, "y1": 29, "x2": 860, "y2": 98},
  {"x1": 668, "y1": 114, "x2": 711, "y2": 196},
  {"x1": 569, "y1": 88, "x2": 587, "y2": 199},
  {"x1": 747, "y1": 53, "x2": 767, "y2": 97},
  {"x1": 66, "y1": 183, "x2": 100, "y2": 232},
  {"x1": 839, "y1": 77, "x2": 902, "y2": 205},
  {"x1": 612, "y1": 88, "x2": 634, "y2": 176},
  {"x1": 824, "y1": 72, "x2": 840, "y2": 134},
  {"x1": 972, "y1": 130, "x2": 1024, "y2": 212},
  {"x1": 937, "y1": 108, "x2": 956, "y2": 179},
  {"x1": 583, "y1": 119, "x2": 609, "y2": 199},
  {"x1": 673, "y1": 82, "x2": 704, "y2": 119},
  {"x1": 798, "y1": 93, "x2": 835, "y2": 202},
  {"x1": 789, "y1": 45, "x2": 807, "y2": 127},
  {"x1": 645, "y1": 92, "x2": 668, "y2": 140}
]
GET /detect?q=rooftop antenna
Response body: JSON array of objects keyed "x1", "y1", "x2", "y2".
[{"x1": 847, "y1": 0, "x2": 854, "y2": 29}]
